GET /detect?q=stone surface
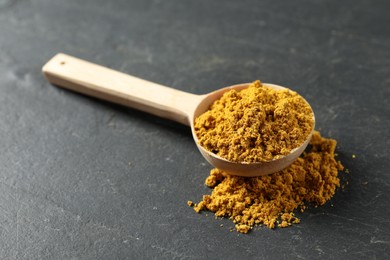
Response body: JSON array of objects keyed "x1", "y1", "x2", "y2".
[{"x1": 0, "y1": 0, "x2": 389, "y2": 259}]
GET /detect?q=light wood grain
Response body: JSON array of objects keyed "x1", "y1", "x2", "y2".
[{"x1": 42, "y1": 53, "x2": 203, "y2": 126}]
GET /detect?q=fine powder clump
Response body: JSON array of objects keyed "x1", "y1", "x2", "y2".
[
  {"x1": 194, "y1": 80, "x2": 314, "y2": 162},
  {"x1": 189, "y1": 131, "x2": 344, "y2": 233}
]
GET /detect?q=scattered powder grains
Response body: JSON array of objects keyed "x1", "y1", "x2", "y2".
[
  {"x1": 190, "y1": 131, "x2": 344, "y2": 233},
  {"x1": 194, "y1": 80, "x2": 314, "y2": 163}
]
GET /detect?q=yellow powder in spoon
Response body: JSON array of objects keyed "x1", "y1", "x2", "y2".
[
  {"x1": 194, "y1": 80, "x2": 314, "y2": 162},
  {"x1": 189, "y1": 131, "x2": 344, "y2": 233}
]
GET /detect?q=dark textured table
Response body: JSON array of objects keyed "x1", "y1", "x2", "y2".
[{"x1": 1, "y1": 0, "x2": 389, "y2": 259}]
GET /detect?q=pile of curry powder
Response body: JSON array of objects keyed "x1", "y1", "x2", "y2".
[
  {"x1": 194, "y1": 80, "x2": 314, "y2": 163},
  {"x1": 189, "y1": 131, "x2": 343, "y2": 233}
]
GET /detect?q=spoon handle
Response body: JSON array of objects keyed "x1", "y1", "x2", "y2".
[{"x1": 42, "y1": 53, "x2": 202, "y2": 126}]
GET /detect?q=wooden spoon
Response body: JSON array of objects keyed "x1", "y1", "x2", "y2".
[{"x1": 42, "y1": 53, "x2": 315, "y2": 177}]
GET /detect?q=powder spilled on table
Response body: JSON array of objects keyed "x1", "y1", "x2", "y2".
[{"x1": 189, "y1": 131, "x2": 344, "y2": 233}]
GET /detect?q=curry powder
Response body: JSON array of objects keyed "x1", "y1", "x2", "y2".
[
  {"x1": 190, "y1": 131, "x2": 344, "y2": 233},
  {"x1": 194, "y1": 80, "x2": 314, "y2": 162}
]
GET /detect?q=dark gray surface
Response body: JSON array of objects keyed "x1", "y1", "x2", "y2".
[{"x1": 1, "y1": 0, "x2": 389, "y2": 259}]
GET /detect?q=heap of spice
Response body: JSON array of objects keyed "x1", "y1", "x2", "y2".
[
  {"x1": 189, "y1": 131, "x2": 344, "y2": 233},
  {"x1": 194, "y1": 80, "x2": 314, "y2": 162},
  {"x1": 189, "y1": 80, "x2": 343, "y2": 233}
]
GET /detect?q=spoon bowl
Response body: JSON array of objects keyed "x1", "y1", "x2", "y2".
[{"x1": 42, "y1": 53, "x2": 315, "y2": 177}]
